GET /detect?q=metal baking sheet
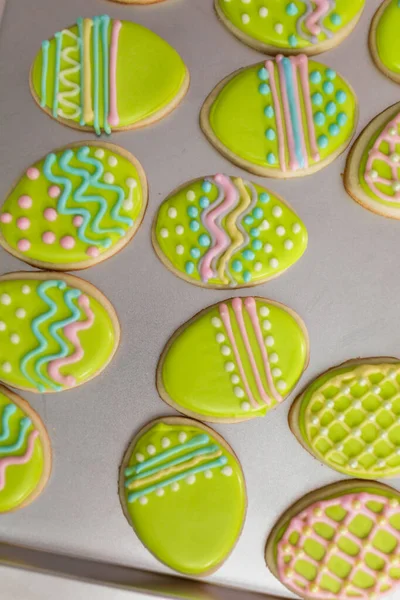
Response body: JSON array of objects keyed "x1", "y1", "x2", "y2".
[{"x1": 0, "y1": 0, "x2": 400, "y2": 598}]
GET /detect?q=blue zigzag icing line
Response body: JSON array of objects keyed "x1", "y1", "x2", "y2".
[
  {"x1": 0, "y1": 416, "x2": 31, "y2": 455},
  {"x1": 0, "y1": 405, "x2": 17, "y2": 442}
]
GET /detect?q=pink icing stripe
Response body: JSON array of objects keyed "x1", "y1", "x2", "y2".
[
  {"x1": 293, "y1": 55, "x2": 320, "y2": 162},
  {"x1": 288, "y1": 57, "x2": 308, "y2": 169},
  {"x1": 108, "y1": 20, "x2": 121, "y2": 127},
  {"x1": 231, "y1": 298, "x2": 270, "y2": 405},
  {"x1": 243, "y1": 298, "x2": 282, "y2": 403},
  {"x1": 48, "y1": 295, "x2": 94, "y2": 387},
  {"x1": 219, "y1": 303, "x2": 258, "y2": 409},
  {"x1": 276, "y1": 55, "x2": 298, "y2": 171},
  {"x1": 265, "y1": 60, "x2": 286, "y2": 172},
  {"x1": 199, "y1": 174, "x2": 238, "y2": 283},
  {"x1": 305, "y1": 0, "x2": 330, "y2": 36},
  {"x1": 0, "y1": 430, "x2": 39, "y2": 490},
  {"x1": 365, "y1": 113, "x2": 400, "y2": 202}
]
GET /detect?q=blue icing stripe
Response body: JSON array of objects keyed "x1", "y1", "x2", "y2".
[
  {"x1": 282, "y1": 57, "x2": 305, "y2": 169},
  {"x1": 40, "y1": 40, "x2": 50, "y2": 107},
  {"x1": 0, "y1": 417, "x2": 32, "y2": 455},
  {"x1": 0, "y1": 405, "x2": 17, "y2": 442}
]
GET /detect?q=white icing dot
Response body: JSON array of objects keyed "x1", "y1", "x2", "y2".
[
  {"x1": 186, "y1": 190, "x2": 196, "y2": 202},
  {"x1": 388, "y1": 369, "x2": 397, "y2": 380},
  {"x1": 187, "y1": 475, "x2": 196, "y2": 485},
  {"x1": 338, "y1": 414, "x2": 346, "y2": 422},
  {"x1": 367, "y1": 413, "x2": 376, "y2": 422},
  {"x1": 311, "y1": 417, "x2": 319, "y2": 426},
  {"x1": 369, "y1": 170, "x2": 378, "y2": 180},
  {"x1": 260, "y1": 306, "x2": 270, "y2": 317},
  {"x1": 340, "y1": 385, "x2": 351, "y2": 395},
  {"x1": 234, "y1": 387, "x2": 245, "y2": 398},
  {"x1": 352, "y1": 399, "x2": 362, "y2": 409},
  {"x1": 10, "y1": 334, "x2": 20, "y2": 345},
  {"x1": 263, "y1": 320, "x2": 271, "y2": 331},
  {"x1": 160, "y1": 228, "x2": 169, "y2": 238},
  {"x1": 384, "y1": 401, "x2": 392, "y2": 410},
  {"x1": 265, "y1": 336, "x2": 274, "y2": 347},
  {"x1": 292, "y1": 223, "x2": 301, "y2": 234},
  {"x1": 205, "y1": 470, "x2": 213, "y2": 479},
  {"x1": 176, "y1": 245, "x2": 184, "y2": 255},
  {"x1": 272, "y1": 206, "x2": 283, "y2": 218},
  {"x1": 259, "y1": 6, "x2": 268, "y2": 17},
  {"x1": 126, "y1": 178, "x2": 137, "y2": 188},
  {"x1": 0, "y1": 294, "x2": 11, "y2": 306},
  {"x1": 147, "y1": 445, "x2": 156, "y2": 455},
  {"x1": 270, "y1": 353, "x2": 278, "y2": 363},
  {"x1": 327, "y1": 400, "x2": 334, "y2": 409},
  {"x1": 391, "y1": 153, "x2": 400, "y2": 163},
  {"x1": 277, "y1": 380, "x2": 287, "y2": 391},
  {"x1": 365, "y1": 445, "x2": 374, "y2": 453},
  {"x1": 179, "y1": 432, "x2": 187, "y2": 443},
  {"x1": 0, "y1": 322, "x2": 5, "y2": 331},
  {"x1": 103, "y1": 172, "x2": 115, "y2": 184},
  {"x1": 272, "y1": 368, "x2": 282, "y2": 377},
  {"x1": 264, "y1": 243, "x2": 273, "y2": 253},
  {"x1": 275, "y1": 23, "x2": 284, "y2": 35},
  {"x1": 320, "y1": 428, "x2": 328, "y2": 436},
  {"x1": 231, "y1": 374, "x2": 240, "y2": 384},
  {"x1": 156, "y1": 488, "x2": 165, "y2": 497},
  {"x1": 225, "y1": 361, "x2": 235, "y2": 372},
  {"x1": 222, "y1": 466, "x2": 233, "y2": 476},
  {"x1": 216, "y1": 333, "x2": 226, "y2": 343},
  {"x1": 16, "y1": 308, "x2": 26, "y2": 319},
  {"x1": 168, "y1": 207, "x2": 177, "y2": 219},
  {"x1": 358, "y1": 377, "x2": 367, "y2": 386},
  {"x1": 161, "y1": 437, "x2": 170, "y2": 449},
  {"x1": 389, "y1": 127, "x2": 397, "y2": 136},
  {"x1": 241, "y1": 0, "x2": 250, "y2": 3},
  {"x1": 260, "y1": 219, "x2": 270, "y2": 231},
  {"x1": 241, "y1": 13, "x2": 250, "y2": 24},
  {"x1": 175, "y1": 225, "x2": 184, "y2": 235},
  {"x1": 254, "y1": 262, "x2": 262, "y2": 272},
  {"x1": 372, "y1": 385, "x2": 381, "y2": 394},
  {"x1": 221, "y1": 345, "x2": 231, "y2": 356},
  {"x1": 269, "y1": 258, "x2": 279, "y2": 268},
  {"x1": 171, "y1": 482, "x2": 180, "y2": 491},
  {"x1": 284, "y1": 239, "x2": 294, "y2": 250},
  {"x1": 2, "y1": 362, "x2": 11, "y2": 373},
  {"x1": 377, "y1": 459, "x2": 386, "y2": 468},
  {"x1": 108, "y1": 156, "x2": 118, "y2": 167},
  {"x1": 336, "y1": 443, "x2": 344, "y2": 451},
  {"x1": 211, "y1": 317, "x2": 222, "y2": 328},
  {"x1": 22, "y1": 285, "x2": 31, "y2": 294},
  {"x1": 139, "y1": 496, "x2": 148, "y2": 505},
  {"x1": 349, "y1": 459, "x2": 358, "y2": 469},
  {"x1": 241, "y1": 401, "x2": 250, "y2": 411},
  {"x1": 94, "y1": 149, "x2": 105, "y2": 158},
  {"x1": 352, "y1": 428, "x2": 362, "y2": 438},
  {"x1": 136, "y1": 453, "x2": 144, "y2": 463}
]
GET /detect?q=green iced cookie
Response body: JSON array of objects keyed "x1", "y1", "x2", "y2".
[
  {"x1": 119, "y1": 418, "x2": 247, "y2": 575},
  {"x1": 157, "y1": 297, "x2": 309, "y2": 422},
  {"x1": 370, "y1": 0, "x2": 400, "y2": 84}
]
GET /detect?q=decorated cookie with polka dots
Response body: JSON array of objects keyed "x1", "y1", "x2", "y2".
[
  {"x1": 119, "y1": 417, "x2": 246, "y2": 575},
  {"x1": 345, "y1": 103, "x2": 400, "y2": 219},
  {"x1": 266, "y1": 479, "x2": 400, "y2": 600},
  {"x1": 215, "y1": 0, "x2": 365, "y2": 55},
  {"x1": 201, "y1": 55, "x2": 358, "y2": 178},
  {"x1": 0, "y1": 143, "x2": 147, "y2": 270},
  {"x1": 290, "y1": 358, "x2": 400, "y2": 479},
  {"x1": 152, "y1": 175, "x2": 307, "y2": 288},
  {"x1": 157, "y1": 297, "x2": 309, "y2": 423},
  {"x1": 0, "y1": 272, "x2": 120, "y2": 394},
  {"x1": 370, "y1": 0, "x2": 400, "y2": 85}
]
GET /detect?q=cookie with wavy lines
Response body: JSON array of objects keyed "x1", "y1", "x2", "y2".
[
  {"x1": 157, "y1": 297, "x2": 309, "y2": 423},
  {"x1": 369, "y1": 0, "x2": 400, "y2": 85},
  {"x1": 266, "y1": 479, "x2": 400, "y2": 600},
  {"x1": 0, "y1": 385, "x2": 51, "y2": 513},
  {"x1": 152, "y1": 175, "x2": 307, "y2": 288},
  {"x1": 30, "y1": 15, "x2": 189, "y2": 135},
  {"x1": 215, "y1": 0, "x2": 365, "y2": 56},
  {"x1": 0, "y1": 272, "x2": 119, "y2": 394},
  {"x1": 0, "y1": 142, "x2": 147, "y2": 270},
  {"x1": 345, "y1": 103, "x2": 400, "y2": 219},
  {"x1": 119, "y1": 417, "x2": 246, "y2": 575},
  {"x1": 201, "y1": 55, "x2": 358, "y2": 178}
]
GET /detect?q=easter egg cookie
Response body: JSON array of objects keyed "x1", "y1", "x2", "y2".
[
  {"x1": 215, "y1": 0, "x2": 365, "y2": 56},
  {"x1": 152, "y1": 175, "x2": 308, "y2": 288},
  {"x1": 0, "y1": 142, "x2": 147, "y2": 270},
  {"x1": 289, "y1": 358, "x2": 400, "y2": 479},
  {"x1": 266, "y1": 479, "x2": 400, "y2": 600},
  {"x1": 370, "y1": 0, "x2": 400, "y2": 85},
  {"x1": 0, "y1": 385, "x2": 51, "y2": 513},
  {"x1": 30, "y1": 15, "x2": 189, "y2": 135},
  {"x1": 119, "y1": 417, "x2": 247, "y2": 575},
  {"x1": 157, "y1": 297, "x2": 309, "y2": 423},
  {"x1": 0, "y1": 272, "x2": 120, "y2": 394},
  {"x1": 201, "y1": 55, "x2": 358, "y2": 178},
  {"x1": 345, "y1": 103, "x2": 400, "y2": 219}
]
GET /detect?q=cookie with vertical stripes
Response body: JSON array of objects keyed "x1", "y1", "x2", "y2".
[
  {"x1": 0, "y1": 142, "x2": 147, "y2": 270},
  {"x1": 30, "y1": 15, "x2": 189, "y2": 135},
  {"x1": 157, "y1": 297, "x2": 309, "y2": 423},
  {"x1": 152, "y1": 175, "x2": 308, "y2": 288},
  {"x1": 119, "y1": 417, "x2": 247, "y2": 575},
  {"x1": 201, "y1": 55, "x2": 358, "y2": 178}
]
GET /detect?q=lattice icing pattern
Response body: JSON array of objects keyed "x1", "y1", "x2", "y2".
[{"x1": 276, "y1": 491, "x2": 400, "y2": 599}]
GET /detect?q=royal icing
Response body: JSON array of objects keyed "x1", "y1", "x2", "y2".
[
  {"x1": 0, "y1": 274, "x2": 118, "y2": 393},
  {"x1": 0, "y1": 144, "x2": 146, "y2": 269},
  {"x1": 370, "y1": 0, "x2": 400, "y2": 84},
  {"x1": 294, "y1": 361, "x2": 400, "y2": 478},
  {"x1": 153, "y1": 175, "x2": 307, "y2": 287},
  {"x1": 31, "y1": 16, "x2": 188, "y2": 134},
  {"x1": 202, "y1": 55, "x2": 357, "y2": 177},
  {"x1": 158, "y1": 297, "x2": 309, "y2": 422},
  {"x1": 121, "y1": 420, "x2": 246, "y2": 575},
  {"x1": 0, "y1": 387, "x2": 50, "y2": 513},
  {"x1": 216, "y1": 0, "x2": 365, "y2": 53},
  {"x1": 273, "y1": 486, "x2": 400, "y2": 599}
]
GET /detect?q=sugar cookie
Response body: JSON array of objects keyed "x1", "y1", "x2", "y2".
[
  {"x1": 0, "y1": 385, "x2": 51, "y2": 513},
  {"x1": 345, "y1": 103, "x2": 400, "y2": 219},
  {"x1": 152, "y1": 175, "x2": 307, "y2": 288},
  {"x1": 201, "y1": 55, "x2": 358, "y2": 178},
  {"x1": 0, "y1": 142, "x2": 147, "y2": 270},
  {"x1": 290, "y1": 358, "x2": 400, "y2": 479},
  {"x1": 30, "y1": 15, "x2": 189, "y2": 134},
  {"x1": 119, "y1": 417, "x2": 247, "y2": 575},
  {"x1": 215, "y1": 0, "x2": 365, "y2": 56},
  {"x1": 0, "y1": 272, "x2": 120, "y2": 393},
  {"x1": 370, "y1": 0, "x2": 400, "y2": 85},
  {"x1": 157, "y1": 297, "x2": 309, "y2": 423},
  {"x1": 266, "y1": 479, "x2": 400, "y2": 600}
]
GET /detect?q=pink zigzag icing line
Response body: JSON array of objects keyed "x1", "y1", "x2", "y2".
[
  {"x1": 276, "y1": 492, "x2": 400, "y2": 599},
  {"x1": 365, "y1": 113, "x2": 400, "y2": 203},
  {"x1": 305, "y1": 0, "x2": 331, "y2": 36},
  {"x1": 0, "y1": 430, "x2": 39, "y2": 490},
  {"x1": 48, "y1": 295, "x2": 95, "y2": 387}
]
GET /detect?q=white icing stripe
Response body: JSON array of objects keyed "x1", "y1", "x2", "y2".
[{"x1": 57, "y1": 30, "x2": 82, "y2": 120}]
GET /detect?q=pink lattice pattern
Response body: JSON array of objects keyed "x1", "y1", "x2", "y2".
[{"x1": 364, "y1": 113, "x2": 400, "y2": 203}]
